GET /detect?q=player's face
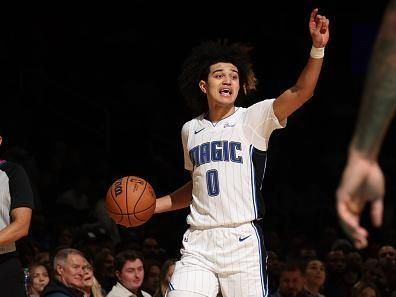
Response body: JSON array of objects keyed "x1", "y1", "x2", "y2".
[
  {"x1": 200, "y1": 62, "x2": 240, "y2": 109},
  {"x1": 0, "y1": 136, "x2": 2, "y2": 146},
  {"x1": 117, "y1": 259, "x2": 144, "y2": 293}
]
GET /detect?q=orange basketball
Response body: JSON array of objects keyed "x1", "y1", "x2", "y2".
[{"x1": 105, "y1": 176, "x2": 156, "y2": 227}]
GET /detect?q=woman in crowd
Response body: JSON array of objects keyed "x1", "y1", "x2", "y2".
[
  {"x1": 153, "y1": 259, "x2": 176, "y2": 297},
  {"x1": 28, "y1": 263, "x2": 50, "y2": 297},
  {"x1": 82, "y1": 261, "x2": 104, "y2": 297}
]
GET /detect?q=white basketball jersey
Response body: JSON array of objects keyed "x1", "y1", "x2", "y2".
[{"x1": 182, "y1": 98, "x2": 285, "y2": 228}]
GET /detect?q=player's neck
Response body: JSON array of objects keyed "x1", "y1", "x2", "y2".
[{"x1": 207, "y1": 106, "x2": 236, "y2": 123}]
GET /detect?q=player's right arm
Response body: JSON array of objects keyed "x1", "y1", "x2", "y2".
[
  {"x1": 154, "y1": 180, "x2": 193, "y2": 214},
  {"x1": 154, "y1": 121, "x2": 194, "y2": 214},
  {"x1": 336, "y1": 0, "x2": 396, "y2": 249}
]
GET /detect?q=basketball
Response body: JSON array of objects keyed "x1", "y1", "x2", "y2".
[{"x1": 105, "y1": 176, "x2": 156, "y2": 227}]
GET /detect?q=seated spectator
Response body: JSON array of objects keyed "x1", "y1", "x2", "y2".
[
  {"x1": 142, "y1": 237, "x2": 166, "y2": 263},
  {"x1": 142, "y1": 259, "x2": 161, "y2": 295},
  {"x1": 41, "y1": 248, "x2": 87, "y2": 297},
  {"x1": 267, "y1": 250, "x2": 283, "y2": 295},
  {"x1": 303, "y1": 259, "x2": 326, "y2": 297},
  {"x1": 93, "y1": 248, "x2": 116, "y2": 294},
  {"x1": 153, "y1": 259, "x2": 176, "y2": 297},
  {"x1": 270, "y1": 261, "x2": 309, "y2": 297},
  {"x1": 106, "y1": 250, "x2": 151, "y2": 297},
  {"x1": 81, "y1": 260, "x2": 104, "y2": 297},
  {"x1": 351, "y1": 281, "x2": 381, "y2": 297},
  {"x1": 28, "y1": 263, "x2": 50, "y2": 297}
]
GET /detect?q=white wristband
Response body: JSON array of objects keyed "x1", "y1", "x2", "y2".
[{"x1": 310, "y1": 46, "x2": 325, "y2": 59}]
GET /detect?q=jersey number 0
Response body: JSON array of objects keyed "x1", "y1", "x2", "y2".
[{"x1": 206, "y1": 169, "x2": 219, "y2": 196}]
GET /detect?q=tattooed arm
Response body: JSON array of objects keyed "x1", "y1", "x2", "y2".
[
  {"x1": 337, "y1": 0, "x2": 396, "y2": 249},
  {"x1": 354, "y1": 0, "x2": 396, "y2": 157}
]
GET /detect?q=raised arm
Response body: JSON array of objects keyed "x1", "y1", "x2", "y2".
[
  {"x1": 273, "y1": 8, "x2": 330, "y2": 122},
  {"x1": 336, "y1": 0, "x2": 396, "y2": 249}
]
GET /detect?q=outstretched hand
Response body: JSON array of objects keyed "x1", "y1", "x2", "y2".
[
  {"x1": 336, "y1": 150, "x2": 385, "y2": 249},
  {"x1": 309, "y1": 8, "x2": 330, "y2": 48}
]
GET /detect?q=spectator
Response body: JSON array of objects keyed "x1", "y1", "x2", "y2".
[
  {"x1": 106, "y1": 250, "x2": 151, "y2": 297},
  {"x1": 303, "y1": 259, "x2": 326, "y2": 297},
  {"x1": 81, "y1": 260, "x2": 104, "y2": 297},
  {"x1": 93, "y1": 248, "x2": 116, "y2": 294},
  {"x1": 270, "y1": 262, "x2": 309, "y2": 297},
  {"x1": 41, "y1": 248, "x2": 87, "y2": 297},
  {"x1": 153, "y1": 259, "x2": 176, "y2": 297},
  {"x1": 142, "y1": 259, "x2": 161, "y2": 295},
  {"x1": 28, "y1": 262, "x2": 50, "y2": 297}
]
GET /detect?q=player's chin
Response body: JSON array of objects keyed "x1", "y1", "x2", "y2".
[{"x1": 215, "y1": 97, "x2": 237, "y2": 106}]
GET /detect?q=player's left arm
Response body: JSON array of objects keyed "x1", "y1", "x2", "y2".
[
  {"x1": 273, "y1": 8, "x2": 330, "y2": 122},
  {"x1": 0, "y1": 207, "x2": 32, "y2": 246}
]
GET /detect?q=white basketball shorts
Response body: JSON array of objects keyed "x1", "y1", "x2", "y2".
[{"x1": 168, "y1": 221, "x2": 268, "y2": 297}]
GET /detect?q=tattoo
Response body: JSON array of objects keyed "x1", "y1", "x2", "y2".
[{"x1": 354, "y1": 1, "x2": 396, "y2": 157}]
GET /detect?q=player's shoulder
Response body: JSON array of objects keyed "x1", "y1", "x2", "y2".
[
  {"x1": 182, "y1": 113, "x2": 205, "y2": 130},
  {"x1": 247, "y1": 98, "x2": 276, "y2": 110}
]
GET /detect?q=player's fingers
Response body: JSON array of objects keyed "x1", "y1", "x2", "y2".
[
  {"x1": 371, "y1": 199, "x2": 384, "y2": 227},
  {"x1": 338, "y1": 213, "x2": 368, "y2": 249},
  {"x1": 320, "y1": 17, "x2": 329, "y2": 33},
  {"x1": 354, "y1": 234, "x2": 368, "y2": 250},
  {"x1": 336, "y1": 195, "x2": 368, "y2": 245},
  {"x1": 310, "y1": 8, "x2": 319, "y2": 22},
  {"x1": 336, "y1": 191, "x2": 359, "y2": 224}
]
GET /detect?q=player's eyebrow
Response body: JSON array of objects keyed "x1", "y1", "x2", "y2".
[{"x1": 212, "y1": 69, "x2": 239, "y2": 74}]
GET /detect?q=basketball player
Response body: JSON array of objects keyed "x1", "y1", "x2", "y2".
[
  {"x1": 336, "y1": 0, "x2": 396, "y2": 250},
  {"x1": 0, "y1": 129, "x2": 34, "y2": 296},
  {"x1": 154, "y1": 8, "x2": 330, "y2": 297}
]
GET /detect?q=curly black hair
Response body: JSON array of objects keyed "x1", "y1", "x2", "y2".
[{"x1": 178, "y1": 40, "x2": 258, "y2": 115}]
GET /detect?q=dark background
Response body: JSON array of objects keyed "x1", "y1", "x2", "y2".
[{"x1": 1, "y1": 1, "x2": 395, "y2": 255}]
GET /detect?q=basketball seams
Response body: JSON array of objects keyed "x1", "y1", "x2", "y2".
[
  {"x1": 133, "y1": 201, "x2": 156, "y2": 216},
  {"x1": 134, "y1": 202, "x2": 155, "y2": 221},
  {"x1": 109, "y1": 183, "x2": 123, "y2": 224},
  {"x1": 107, "y1": 202, "x2": 155, "y2": 216},
  {"x1": 106, "y1": 175, "x2": 155, "y2": 227},
  {"x1": 107, "y1": 205, "x2": 155, "y2": 220},
  {"x1": 134, "y1": 178, "x2": 147, "y2": 214},
  {"x1": 125, "y1": 176, "x2": 133, "y2": 227}
]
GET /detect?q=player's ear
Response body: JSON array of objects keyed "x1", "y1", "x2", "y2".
[{"x1": 199, "y1": 81, "x2": 207, "y2": 94}]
